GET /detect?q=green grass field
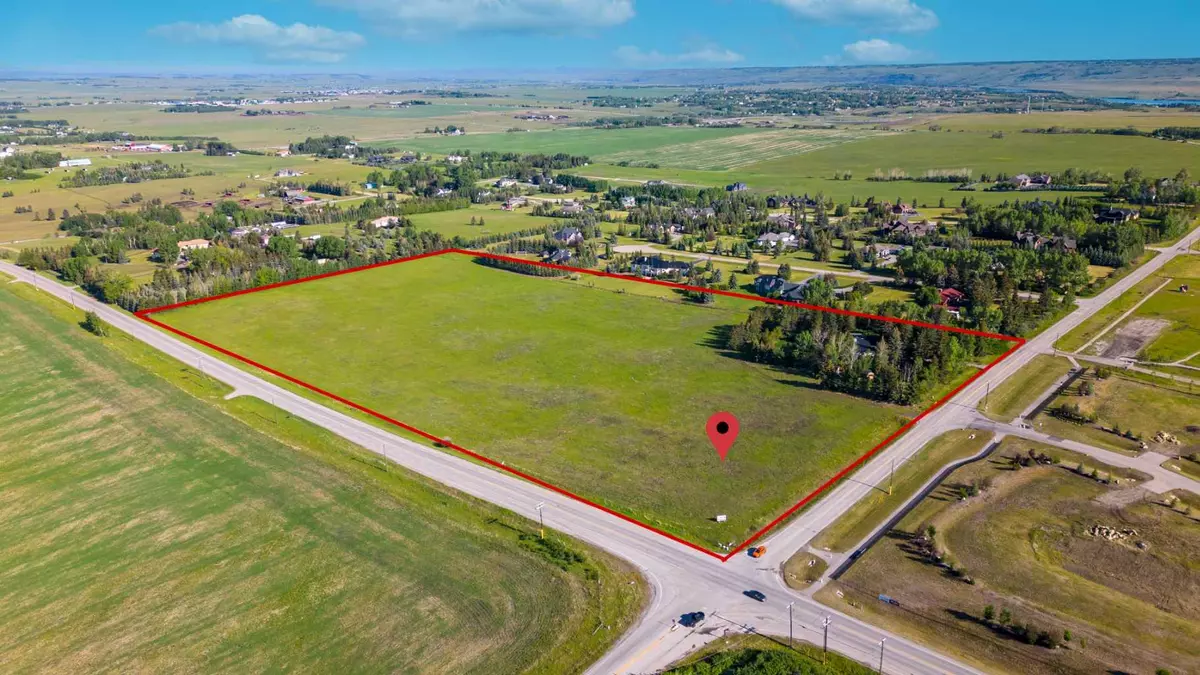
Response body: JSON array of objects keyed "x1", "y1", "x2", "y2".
[
  {"x1": 0, "y1": 279, "x2": 647, "y2": 673},
  {"x1": 820, "y1": 437, "x2": 1199, "y2": 675},
  {"x1": 407, "y1": 204, "x2": 563, "y2": 239},
  {"x1": 977, "y1": 354, "x2": 1075, "y2": 422},
  {"x1": 1127, "y1": 257, "x2": 1200, "y2": 363},
  {"x1": 1057, "y1": 256, "x2": 1196, "y2": 353},
  {"x1": 665, "y1": 634, "x2": 873, "y2": 675},
  {"x1": 1034, "y1": 371, "x2": 1200, "y2": 455},
  {"x1": 149, "y1": 253, "x2": 915, "y2": 547},
  {"x1": 808, "y1": 430, "x2": 993, "y2": 553}
]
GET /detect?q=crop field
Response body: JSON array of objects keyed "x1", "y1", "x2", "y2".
[
  {"x1": 599, "y1": 128, "x2": 890, "y2": 171},
  {"x1": 383, "y1": 126, "x2": 766, "y2": 160},
  {"x1": 15, "y1": 100, "x2": 607, "y2": 147},
  {"x1": 821, "y1": 436, "x2": 1199, "y2": 675},
  {"x1": 920, "y1": 109, "x2": 1200, "y2": 132},
  {"x1": 0, "y1": 281, "x2": 644, "y2": 674},
  {"x1": 143, "y1": 253, "x2": 962, "y2": 548}
]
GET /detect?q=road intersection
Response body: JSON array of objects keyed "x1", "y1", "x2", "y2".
[{"x1": 3, "y1": 224, "x2": 1197, "y2": 674}]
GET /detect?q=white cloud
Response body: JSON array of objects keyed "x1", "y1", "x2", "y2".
[
  {"x1": 149, "y1": 14, "x2": 365, "y2": 63},
  {"x1": 615, "y1": 45, "x2": 745, "y2": 67},
  {"x1": 316, "y1": 0, "x2": 635, "y2": 35},
  {"x1": 840, "y1": 38, "x2": 917, "y2": 63},
  {"x1": 770, "y1": 0, "x2": 938, "y2": 33}
]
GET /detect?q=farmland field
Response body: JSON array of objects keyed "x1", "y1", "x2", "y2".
[
  {"x1": 147, "y1": 252, "x2": 950, "y2": 548},
  {"x1": 0, "y1": 280, "x2": 644, "y2": 673},
  {"x1": 820, "y1": 436, "x2": 1199, "y2": 675},
  {"x1": 597, "y1": 128, "x2": 889, "y2": 170}
]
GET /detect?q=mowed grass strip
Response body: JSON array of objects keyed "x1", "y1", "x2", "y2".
[
  {"x1": 977, "y1": 354, "x2": 1075, "y2": 422},
  {"x1": 0, "y1": 281, "x2": 644, "y2": 674},
  {"x1": 153, "y1": 253, "x2": 907, "y2": 547},
  {"x1": 809, "y1": 430, "x2": 994, "y2": 553}
]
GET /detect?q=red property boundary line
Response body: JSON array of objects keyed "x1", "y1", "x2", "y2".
[{"x1": 137, "y1": 248, "x2": 1024, "y2": 562}]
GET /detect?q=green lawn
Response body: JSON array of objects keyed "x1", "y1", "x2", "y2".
[
  {"x1": 820, "y1": 437, "x2": 1200, "y2": 675},
  {"x1": 978, "y1": 354, "x2": 1075, "y2": 422},
  {"x1": 0, "y1": 280, "x2": 644, "y2": 674},
  {"x1": 1130, "y1": 258, "x2": 1200, "y2": 363},
  {"x1": 1057, "y1": 257, "x2": 1186, "y2": 352},
  {"x1": 809, "y1": 430, "x2": 993, "y2": 553},
  {"x1": 406, "y1": 203, "x2": 564, "y2": 240},
  {"x1": 151, "y1": 253, "x2": 913, "y2": 548},
  {"x1": 665, "y1": 634, "x2": 873, "y2": 675}
]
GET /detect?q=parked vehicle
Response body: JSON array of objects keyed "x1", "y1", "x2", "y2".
[{"x1": 744, "y1": 590, "x2": 766, "y2": 602}]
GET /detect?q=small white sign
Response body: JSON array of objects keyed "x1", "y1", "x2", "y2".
[{"x1": 715, "y1": 514, "x2": 727, "y2": 523}]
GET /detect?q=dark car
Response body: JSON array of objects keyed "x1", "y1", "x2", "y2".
[
  {"x1": 679, "y1": 611, "x2": 706, "y2": 628},
  {"x1": 744, "y1": 590, "x2": 766, "y2": 602}
]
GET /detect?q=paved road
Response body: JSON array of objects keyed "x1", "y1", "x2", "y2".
[
  {"x1": 4, "y1": 223, "x2": 1198, "y2": 674},
  {"x1": 0, "y1": 264, "x2": 983, "y2": 674}
]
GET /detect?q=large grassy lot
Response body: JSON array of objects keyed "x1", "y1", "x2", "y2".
[
  {"x1": 1034, "y1": 370, "x2": 1200, "y2": 456},
  {"x1": 406, "y1": 204, "x2": 564, "y2": 239},
  {"x1": 1057, "y1": 255, "x2": 1198, "y2": 353},
  {"x1": 0, "y1": 279, "x2": 645, "y2": 673},
  {"x1": 150, "y1": 253, "x2": 920, "y2": 548},
  {"x1": 819, "y1": 437, "x2": 1200, "y2": 675},
  {"x1": 1120, "y1": 256, "x2": 1200, "y2": 363}
]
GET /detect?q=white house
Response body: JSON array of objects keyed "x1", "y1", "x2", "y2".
[{"x1": 58, "y1": 158, "x2": 92, "y2": 168}]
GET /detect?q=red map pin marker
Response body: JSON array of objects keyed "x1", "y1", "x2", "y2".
[{"x1": 706, "y1": 412, "x2": 739, "y2": 461}]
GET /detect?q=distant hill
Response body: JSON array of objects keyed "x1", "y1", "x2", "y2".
[{"x1": 603, "y1": 59, "x2": 1200, "y2": 98}]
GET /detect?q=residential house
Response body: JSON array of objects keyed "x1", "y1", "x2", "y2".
[
  {"x1": 177, "y1": 238, "x2": 211, "y2": 253},
  {"x1": 446, "y1": 154, "x2": 466, "y2": 163},
  {"x1": 882, "y1": 217, "x2": 938, "y2": 239},
  {"x1": 754, "y1": 275, "x2": 809, "y2": 301},
  {"x1": 681, "y1": 206, "x2": 716, "y2": 221},
  {"x1": 1095, "y1": 207, "x2": 1140, "y2": 224},
  {"x1": 0, "y1": 145, "x2": 16, "y2": 159},
  {"x1": 545, "y1": 248, "x2": 573, "y2": 264},
  {"x1": 886, "y1": 201, "x2": 919, "y2": 217},
  {"x1": 766, "y1": 213, "x2": 797, "y2": 229},
  {"x1": 756, "y1": 232, "x2": 799, "y2": 249},
  {"x1": 554, "y1": 226, "x2": 584, "y2": 245},
  {"x1": 560, "y1": 201, "x2": 585, "y2": 216},
  {"x1": 433, "y1": 188, "x2": 454, "y2": 197},
  {"x1": 620, "y1": 196, "x2": 637, "y2": 209},
  {"x1": 494, "y1": 178, "x2": 518, "y2": 188},
  {"x1": 938, "y1": 288, "x2": 967, "y2": 307},
  {"x1": 646, "y1": 223, "x2": 684, "y2": 238},
  {"x1": 371, "y1": 216, "x2": 400, "y2": 229},
  {"x1": 644, "y1": 180, "x2": 667, "y2": 187},
  {"x1": 1051, "y1": 235, "x2": 1078, "y2": 252},
  {"x1": 502, "y1": 196, "x2": 527, "y2": 211},
  {"x1": 726, "y1": 182, "x2": 748, "y2": 192},
  {"x1": 1009, "y1": 173, "x2": 1052, "y2": 189},
  {"x1": 630, "y1": 256, "x2": 691, "y2": 277},
  {"x1": 58, "y1": 158, "x2": 91, "y2": 168},
  {"x1": 1016, "y1": 231, "x2": 1050, "y2": 250}
]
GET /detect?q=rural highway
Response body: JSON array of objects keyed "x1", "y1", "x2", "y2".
[
  {"x1": 0, "y1": 262, "x2": 982, "y2": 674},
  {"x1": 3, "y1": 222, "x2": 1198, "y2": 674}
]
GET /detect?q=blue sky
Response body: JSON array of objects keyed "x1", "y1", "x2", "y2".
[{"x1": 3, "y1": 0, "x2": 1198, "y2": 73}]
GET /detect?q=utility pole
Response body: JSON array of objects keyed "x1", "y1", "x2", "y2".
[
  {"x1": 984, "y1": 381, "x2": 991, "y2": 409},
  {"x1": 535, "y1": 501, "x2": 545, "y2": 539},
  {"x1": 878, "y1": 637, "x2": 887, "y2": 674},
  {"x1": 888, "y1": 458, "x2": 895, "y2": 495},
  {"x1": 787, "y1": 601, "x2": 795, "y2": 648},
  {"x1": 822, "y1": 616, "x2": 831, "y2": 663}
]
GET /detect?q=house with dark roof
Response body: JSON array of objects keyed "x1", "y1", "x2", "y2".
[
  {"x1": 554, "y1": 226, "x2": 584, "y2": 245},
  {"x1": 630, "y1": 256, "x2": 691, "y2": 277},
  {"x1": 754, "y1": 274, "x2": 809, "y2": 301},
  {"x1": 545, "y1": 248, "x2": 573, "y2": 264},
  {"x1": 766, "y1": 213, "x2": 797, "y2": 229},
  {"x1": 1095, "y1": 207, "x2": 1140, "y2": 224},
  {"x1": 726, "y1": 182, "x2": 748, "y2": 192}
]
